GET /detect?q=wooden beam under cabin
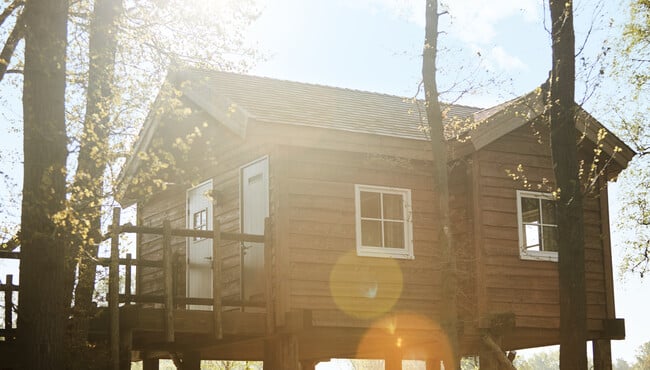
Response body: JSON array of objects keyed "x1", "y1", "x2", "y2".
[{"x1": 119, "y1": 307, "x2": 267, "y2": 337}]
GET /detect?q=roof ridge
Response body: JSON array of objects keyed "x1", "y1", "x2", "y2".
[{"x1": 178, "y1": 67, "x2": 484, "y2": 110}]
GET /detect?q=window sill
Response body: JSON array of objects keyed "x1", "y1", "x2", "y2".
[
  {"x1": 519, "y1": 251, "x2": 558, "y2": 262},
  {"x1": 357, "y1": 247, "x2": 414, "y2": 260}
]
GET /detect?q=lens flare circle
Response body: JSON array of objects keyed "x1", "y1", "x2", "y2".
[
  {"x1": 329, "y1": 250, "x2": 404, "y2": 319},
  {"x1": 356, "y1": 313, "x2": 453, "y2": 365}
]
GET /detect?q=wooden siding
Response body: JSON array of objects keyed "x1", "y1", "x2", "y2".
[
  {"x1": 282, "y1": 145, "x2": 446, "y2": 326},
  {"x1": 475, "y1": 124, "x2": 609, "y2": 337},
  {"x1": 137, "y1": 108, "x2": 279, "y2": 309},
  {"x1": 132, "y1": 105, "x2": 619, "y2": 357}
]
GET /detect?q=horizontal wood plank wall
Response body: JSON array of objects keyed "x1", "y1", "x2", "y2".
[
  {"x1": 283, "y1": 145, "x2": 447, "y2": 328},
  {"x1": 137, "y1": 110, "x2": 277, "y2": 308},
  {"x1": 476, "y1": 125, "x2": 608, "y2": 338}
]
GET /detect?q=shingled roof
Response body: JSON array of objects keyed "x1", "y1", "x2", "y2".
[
  {"x1": 170, "y1": 69, "x2": 482, "y2": 141},
  {"x1": 118, "y1": 69, "x2": 635, "y2": 205}
]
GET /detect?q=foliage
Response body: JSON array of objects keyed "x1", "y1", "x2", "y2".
[
  {"x1": 498, "y1": 344, "x2": 650, "y2": 370},
  {"x1": 460, "y1": 356, "x2": 479, "y2": 370},
  {"x1": 632, "y1": 341, "x2": 650, "y2": 370},
  {"x1": 611, "y1": 0, "x2": 650, "y2": 278},
  {"x1": 615, "y1": 358, "x2": 633, "y2": 370},
  {"x1": 0, "y1": 0, "x2": 260, "y2": 367},
  {"x1": 131, "y1": 360, "x2": 262, "y2": 369},
  {"x1": 514, "y1": 350, "x2": 560, "y2": 370},
  {"x1": 617, "y1": 159, "x2": 650, "y2": 277},
  {"x1": 622, "y1": 0, "x2": 650, "y2": 94}
]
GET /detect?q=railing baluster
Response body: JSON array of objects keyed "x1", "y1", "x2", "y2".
[
  {"x1": 212, "y1": 220, "x2": 222, "y2": 340},
  {"x1": 163, "y1": 219, "x2": 174, "y2": 342},
  {"x1": 125, "y1": 253, "x2": 132, "y2": 305},
  {"x1": 4, "y1": 274, "x2": 13, "y2": 337}
]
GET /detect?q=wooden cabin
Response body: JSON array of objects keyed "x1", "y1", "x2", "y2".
[{"x1": 116, "y1": 69, "x2": 633, "y2": 369}]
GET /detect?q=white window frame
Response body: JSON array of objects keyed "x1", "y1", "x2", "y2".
[
  {"x1": 516, "y1": 190, "x2": 558, "y2": 262},
  {"x1": 354, "y1": 184, "x2": 414, "y2": 259}
]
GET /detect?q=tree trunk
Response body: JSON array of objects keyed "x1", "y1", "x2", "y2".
[
  {"x1": 422, "y1": 0, "x2": 459, "y2": 368},
  {"x1": 548, "y1": 1, "x2": 587, "y2": 369},
  {"x1": 64, "y1": 0, "x2": 123, "y2": 347},
  {"x1": 18, "y1": 0, "x2": 69, "y2": 368}
]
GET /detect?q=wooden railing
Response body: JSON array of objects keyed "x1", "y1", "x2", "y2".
[
  {"x1": 0, "y1": 273, "x2": 17, "y2": 341},
  {"x1": 100, "y1": 207, "x2": 269, "y2": 370},
  {"x1": 0, "y1": 206, "x2": 269, "y2": 370}
]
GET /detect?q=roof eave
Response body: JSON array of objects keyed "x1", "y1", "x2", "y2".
[
  {"x1": 115, "y1": 82, "x2": 171, "y2": 207},
  {"x1": 465, "y1": 86, "x2": 635, "y2": 173}
]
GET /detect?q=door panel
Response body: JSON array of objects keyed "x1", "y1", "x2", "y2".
[
  {"x1": 187, "y1": 180, "x2": 213, "y2": 310},
  {"x1": 241, "y1": 157, "x2": 269, "y2": 303}
]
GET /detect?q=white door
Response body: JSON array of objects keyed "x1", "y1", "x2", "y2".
[
  {"x1": 241, "y1": 157, "x2": 269, "y2": 303},
  {"x1": 187, "y1": 180, "x2": 213, "y2": 310}
]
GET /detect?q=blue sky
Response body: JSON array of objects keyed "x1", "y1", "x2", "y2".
[{"x1": 247, "y1": 0, "x2": 551, "y2": 104}]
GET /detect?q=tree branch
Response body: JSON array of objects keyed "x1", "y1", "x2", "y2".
[
  {"x1": 0, "y1": 10, "x2": 25, "y2": 83},
  {"x1": 0, "y1": 0, "x2": 23, "y2": 29},
  {"x1": 0, "y1": 230, "x2": 20, "y2": 251}
]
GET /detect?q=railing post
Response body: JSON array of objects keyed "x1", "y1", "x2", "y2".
[
  {"x1": 212, "y1": 219, "x2": 222, "y2": 340},
  {"x1": 264, "y1": 217, "x2": 274, "y2": 335},
  {"x1": 163, "y1": 219, "x2": 174, "y2": 342},
  {"x1": 109, "y1": 207, "x2": 121, "y2": 370},
  {"x1": 172, "y1": 252, "x2": 179, "y2": 309},
  {"x1": 4, "y1": 274, "x2": 13, "y2": 335},
  {"x1": 125, "y1": 253, "x2": 132, "y2": 305}
]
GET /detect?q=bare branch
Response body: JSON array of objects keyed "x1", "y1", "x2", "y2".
[
  {"x1": 0, "y1": 10, "x2": 25, "y2": 83},
  {"x1": 0, "y1": 230, "x2": 20, "y2": 251},
  {"x1": 575, "y1": 1, "x2": 603, "y2": 58},
  {"x1": 0, "y1": 0, "x2": 23, "y2": 29}
]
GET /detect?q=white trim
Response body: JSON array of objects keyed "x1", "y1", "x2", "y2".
[
  {"x1": 516, "y1": 190, "x2": 558, "y2": 262},
  {"x1": 238, "y1": 155, "x2": 270, "y2": 232},
  {"x1": 186, "y1": 178, "x2": 214, "y2": 309},
  {"x1": 354, "y1": 184, "x2": 414, "y2": 260},
  {"x1": 239, "y1": 155, "x2": 270, "y2": 303}
]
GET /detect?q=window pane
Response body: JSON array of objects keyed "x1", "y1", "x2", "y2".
[
  {"x1": 521, "y1": 197, "x2": 540, "y2": 223},
  {"x1": 524, "y1": 224, "x2": 541, "y2": 251},
  {"x1": 360, "y1": 191, "x2": 381, "y2": 218},
  {"x1": 542, "y1": 226, "x2": 559, "y2": 252},
  {"x1": 193, "y1": 209, "x2": 207, "y2": 230},
  {"x1": 383, "y1": 221, "x2": 405, "y2": 249},
  {"x1": 541, "y1": 199, "x2": 557, "y2": 225},
  {"x1": 193, "y1": 209, "x2": 208, "y2": 241},
  {"x1": 361, "y1": 220, "x2": 382, "y2": 247},
  {"x1": 383, "y1": 193, "x2": 404, "y2": 220}
]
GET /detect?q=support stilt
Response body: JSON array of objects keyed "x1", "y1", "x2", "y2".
[
  {"x1": 182, "y1": 351, "x2": 201, "y2": 370},
  {"x1": 142, "y1": 358, "x2": 159, "y2": 370},
  {"x1": 265, "y1": 334, "x2": 300, "y2": 370},
  {"x1": 425, "y1": 358, "x2": 442, "y2": 370},
  {"x1": 384, "y1": 350, "x2": 402, "y2": 370},
  {"x1": 119, "y1": 329, "x2": 133, "y2": 370},
  {"x1": 593, "y1": 339, "x2": 613, "y2": 370}
]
